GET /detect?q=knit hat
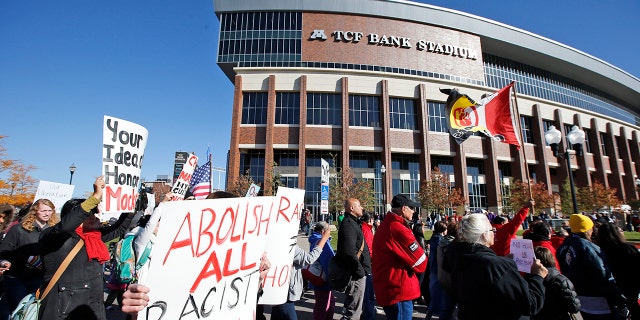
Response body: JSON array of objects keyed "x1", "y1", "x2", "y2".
[{"x1": 569, "y1": 214, "x2": 594, "y2": 233}]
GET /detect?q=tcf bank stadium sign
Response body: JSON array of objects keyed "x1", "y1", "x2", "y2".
[{"x1": 309, "y1": 29, "x2": 478, "y2": 60}]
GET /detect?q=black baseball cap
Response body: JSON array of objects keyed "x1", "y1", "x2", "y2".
[{"x1": 391, "y1": 194, "x2": 420, "y2": 209}]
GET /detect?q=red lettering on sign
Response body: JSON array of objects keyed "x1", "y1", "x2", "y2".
[
  {"x1": 190, "y1": 242, "x2": 256, "y2": 293},
  {"x1": 196, "y1": 208, "x2": 216, "y2": 257},
  {"x1": 105, "y1": 186, "x2": 137, "y2": 212},
  {"x1": 163, "y1": 212, "x2": 195, "y2": 265}
]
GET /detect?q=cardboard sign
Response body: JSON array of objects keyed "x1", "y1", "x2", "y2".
[
  {"x1": 33, "y1": 180, "x2": 75, "y2": 214},
  {"x1": 245, "y1": 183, "x2": 260, "y2": 197},
  {"x1": 101, "y1": 115, "x2": 148, "y2": 221},
  {"x1": 510, "y1": 239, "x2": 535, "y2": 273},
  {"x1": 169, "y1": 154, "x2": 198, "y2": 201},
  {"x1": 141, "y1": 187, "x2": 304, "y2": 319}
]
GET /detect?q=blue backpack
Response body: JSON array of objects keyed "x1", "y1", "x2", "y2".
[{"x1": 114, "y1": 234, "x2": 152, "y2": 284}]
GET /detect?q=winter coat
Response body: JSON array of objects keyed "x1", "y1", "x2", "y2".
[
  {"x1": 307, "y1": 232, "x2": 335, "y2": 291},
  {"x1": 0, "y1": 222, "x2": 47, "y2": 280},
  {"x1": 288, "y1": 244, "x2": 323, "y2": 301},
  {"x1": 335, "y1": 212, "x2": 371, "y2": 279},
  {"x1": 491, "y1": 206, "x2": 529, "y2": 256},
  {"x1": 38, "y1": 200, "x2": 133, "y2": 320},
  {"x1": 372, "y1": 212, "x2": 427, "y2": 306},
  {"x1": 442, "y1": 241, "x2": 545, "y2": 320},
  {"x1": 599, "y1": 241, "x2": 640, "y2": 312},
  {"x1": 532, "y1": 267, "x2": 580, "y2": 320}
]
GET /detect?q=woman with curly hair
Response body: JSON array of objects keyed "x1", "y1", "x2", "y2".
[{"x1": 0, "y1": 198, "x2": 59, "y2": 318}]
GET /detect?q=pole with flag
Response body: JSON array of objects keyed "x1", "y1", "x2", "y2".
[{"x1": 190, "y1": 159, "x2": 212, "y2": 200}]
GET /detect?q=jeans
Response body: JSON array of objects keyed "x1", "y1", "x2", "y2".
[
  {"x1": 382, "y1": 300, "x2": 413, "y2": 320},
  {"x1": 271, "y1": 301, "x2": 298, "y2": 320},
  {"x1": 361, "y1": 274, "x2": 376, "y2": 320},
  {"x1": 341, "y1": 275, "x2": 366, "y2": 319}
]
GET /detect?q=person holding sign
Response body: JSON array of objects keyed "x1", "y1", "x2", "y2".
[
  {"x1": 491, "y1": 199, "x2": 535, "y2": 256},
  {"x1": 38, "y1": 176, "x2": 135, "y2": 320},
  {"x1": 441, "y1": 213, "x2": 548, "y2": 320}
]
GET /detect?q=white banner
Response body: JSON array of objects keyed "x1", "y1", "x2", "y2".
[
  {"x1": 510, "y1": 239, "x2": 535, "y2": 273},
  {"x1": 33, "y1": 180, "x2": 75, "y2": 214},
  {"x1": 141, "y1": 187, "x2": 304, "y2": 319},
  {"x1": 169, "y1": 154, "x2": 198, "y2": 201},
  {"x1": 101, "y1": 115, "x2": 148, "y2": 221},
  {"x1": 320, "y1": 158, "x2": 329, "y2": 215}
]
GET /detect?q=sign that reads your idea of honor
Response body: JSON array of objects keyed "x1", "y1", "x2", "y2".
[
  {"x1": 141, "y1": 187, "x2": 305, "y2": 320},
  {"x1": 101, "y1": 115, "x2": 148, "y2": 221}
]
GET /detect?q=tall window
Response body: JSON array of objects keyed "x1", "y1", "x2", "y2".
[
  {"x1": 520, "y1": 116, "x2": 533, "y2": 144},
  {"x1": 391, "y1": 154, "x2": 420, "y2": 203},
  {"x1": 467, "y1": 159, "x2": 487, "y2": 211},
  {"x1": 305, "y1": 151, "x2": 341, "y2": 208},
  {"x1": 583, "y1": 128, "x2": 592, "y2": 153},
  {"x1": 239, "y1": 150, "x2": 265, "y2": 184},
  {"x1": 307, "y1": 93, "x2": 342, "y2": 125},
  {"x1": 242, "y1": 92, "x2": 268, "y2": 124},
  {"x1": 389, "y1": 98, "x2": 417, "y2": 130},
  {"x1": 498, "y1": 162, "x2": 513, "y2": 213},
  {"x1": 275, "y1": 92, "x2": 300, "y2": 125},
  {"x1": 273, "y1": 150, "x2": 299, "y2": 167},
  {"x1": 600, "y1": 132, "x2": 608, "y2": 156},
  {"x1": 431, "y1": 156, "x2": 455, "y2": 186},
  {"x1": 428, "y1": 102, "x2": 448, "y2": 132},
  {"x1": 349, "y1": 95, "x2": 380, "y2": 127}
]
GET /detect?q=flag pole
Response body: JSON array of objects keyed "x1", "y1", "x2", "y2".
[
  {"x1": 209, "y1": 153, "x2": 213, "y2": 194},
  {"x1": 510, "y1": 81, "x2": 535, "y2": 214}
]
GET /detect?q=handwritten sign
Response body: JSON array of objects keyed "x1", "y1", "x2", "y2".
[
  {"x1": 101, "y1": 115, "x2": 148, "y2": 221},
  {"x1": 33, "y1": 180, "x2": 75, "y2": 214},
  {"x1": 170, "y1": 154, "x2": 198, "y2": 201},
  {"x1": 510, "y1": 239, "x2": 535, "y2": 273},
  {"x1": 141, "y1": 187, "x2": 304, "y2": 319},
  {"x1": 245, "y1": 183, "x2": 260, "y2": 197}
]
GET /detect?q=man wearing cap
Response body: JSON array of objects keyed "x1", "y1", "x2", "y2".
[
  {"x1": 372, "y1": 194, "x2": 428, "y2": 320},
  {"x1": 335, "y1": 198, "x2": 371, "y2": 319},
  {"x1": 557, "y1": 213, "x2": 628, "y2": 319}
]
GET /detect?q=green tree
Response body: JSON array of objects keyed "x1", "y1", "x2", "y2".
[{"x1": 418, "y1": 167, "x2": 465, "y2": 216}]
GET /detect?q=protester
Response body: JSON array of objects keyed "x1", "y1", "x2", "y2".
[
  {"x1": 411, "y1": 212, "x2": 429, "y2": 307},
  {"x1": 335, "y1": 198, "x2": 371, "y2": 319},
  {"x1": 433, "y1": 220, "x2": 458, "y2": 320},
  {"x1": 441, "y1": 213, "x2": 547, "y2": 320},
  {"x1": 594, "y1": 222, "x2": 640, "y2": 320},
  {"x1": 557, "y1": 214, "x2": 628, "y2": 320},
  {"x1": 307, "y1": 221, "x2": 336, "y2": 320},
  {"x1": 372, "y1": 194, "x2": 428, "y2": 320},
  {"x1": 426, "y1": 220, "x2": 454, "y2": 320},
  {"x1": 271, "y1": 227, "x2": 331, "y2": 320},
  {"x1": 38, "y1": 176, "x2": 134, "y2": 320},
  {"x1": 0, "y1": 198, "x2": 59, "y2": 318},
  {"x1": 523, "y1": 220, "x2": 560, "y2": 269},
  {"x1": 0, "y1": 204, "x2": 13, "y2": 239},
  {"x1": 531, "y1": 246, "x2": 580, "y2": 320},
  {"x1": 490, "y1": 199, "x2": 534, "y2": 256},
  {"x1": 360, "y1": 213, "x2": 376, "y2": 319}
]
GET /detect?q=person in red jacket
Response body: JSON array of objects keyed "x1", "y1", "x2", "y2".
[
  {"x1": 372, "y1": 194, "x2": 428, "y2": 320},
  {"x1": 490, "y1": 199, "x2": 534, "y2": 256}
]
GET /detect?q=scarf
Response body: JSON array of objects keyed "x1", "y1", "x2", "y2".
[{"x1": 75, "y1": 225, "x2": 110, "y2": 264}]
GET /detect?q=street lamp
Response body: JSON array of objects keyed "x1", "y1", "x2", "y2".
[
  {"x1": 69, "y1": 164, "x2": 76, "y2": 185},
  {"x1": 545, "y1": 125, "x2": 585, "y2": 214},
  {"x1": 380, "y1": 164, "x2": 387, "y2": 214}
]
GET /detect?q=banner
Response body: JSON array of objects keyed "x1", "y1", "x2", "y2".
[
  {"x1": 141, "y1": 187, "x2": 304, "y2": 319},
  {"x1": 101, "y1": 115, "x2": 148, "y2": 221},
  {"x1": 33, "y1": 180, "x2": 75, "y2": 214},
  {"x1": 320, "y1": 158, "x2": 329, "y2": 217},
  {"x1": 173, "y1": 152, "x2": 190, "y2": 184},
  {"x1": 170, "y1": 154, "x2": 198, "y2": 201},
  {"x1": 510, "y1": 239, "x2": 535, "y2": 273}
]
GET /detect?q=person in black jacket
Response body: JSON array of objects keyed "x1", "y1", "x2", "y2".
[
  {"x1": 335, "y1": 198, "x2": 371, "y2": 320},
  {"x1": 441, "y1": 213, "x2": 547, "y2": 320},
  {"x1": 38, "y1": 176, "x2": 134, "y2": 320},
  {"x1": 532, "y1": 246, "x2": 580, "y2": 320}
]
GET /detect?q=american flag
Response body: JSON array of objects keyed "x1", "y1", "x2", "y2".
[{"x1": 189, "y1": 160, "x2": 211, "y2": 199}]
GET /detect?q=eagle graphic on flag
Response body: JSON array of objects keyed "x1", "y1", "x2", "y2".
[{"x1": 439, "y1": 82, "x2": 520, "y2": 149}]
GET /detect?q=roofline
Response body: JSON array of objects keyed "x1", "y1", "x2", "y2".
[{"x1": 214, "y1": 0, "x2": 640, "y2": 112}]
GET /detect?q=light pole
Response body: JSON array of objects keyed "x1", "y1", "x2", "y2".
[
  {"x1": 380, "y1": 164, "x2": 387, "y2": 214},
  {"x1": 545, "y1": 125, "x2": 585, "y2": 215},
  {"x1": 69, "y1": 164, "x2": 76, "y2": 185}
]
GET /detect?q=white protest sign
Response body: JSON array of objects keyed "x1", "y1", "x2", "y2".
[
  {"x1": 258, "y1": 187, "x2": 306, "y2": 305},
  {"x1": 33, "y1": 180, "x2": 75, "y2": 214},
  {"x1": 101, "y1": 115, "x2": 148, "y2": 221},
  {"x1": 169, "y1": 154, "x2": 198, "y2": 201},
  {"x1": 142, "y1": 187, "x2": 305, "y2": 319},
  {"x1": 245, "y1": 183, "x2": 260, "y2": 197},
  {"x1": 510, "y1": 239, "x2": 535, "y2": 273}
]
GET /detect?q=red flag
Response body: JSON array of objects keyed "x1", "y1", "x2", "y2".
[{"x1": 440, "y1": 82, "x2": 520, "y2": 149}]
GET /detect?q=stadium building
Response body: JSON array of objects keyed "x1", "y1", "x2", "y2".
[{"x1": 214, "y1": 0, "x2": 640, "y2": 215}]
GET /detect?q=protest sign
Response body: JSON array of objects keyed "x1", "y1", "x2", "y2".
[
  {"x1": 33, "y1": 180, "x2": 75, "y2": 214},
  {"x1": 510, "y1": 239, "x2": 535, "y2": 273},
  {"x1": 101, "y1": 115, "x2": 148, "y2": 221},
  {"x1": 170, "y1": 153, "x2": 198, "y2": 200},
  {"x1": 245, "y1": 183, "x2": 260, "y2": 197},
  {"x1": 142, "y1": 187, "x2": 304, "y2": 320}
]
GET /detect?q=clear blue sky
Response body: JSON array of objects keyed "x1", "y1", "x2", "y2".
[{"x1": 1, "y1": 0, "x2": 638, "y2": 197}]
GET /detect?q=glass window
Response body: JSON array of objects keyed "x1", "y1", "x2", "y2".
[
  {"x1": 428, "y1": 102, "x2": 448, "y2": 133},
  {"x1": 467, "y1": 159, "x2": 487, "y2": 211},
  {"x1": 600, "y1": 132, "x2": 608, "y2": 156},
  {"x1": 239, "y1": 150, "x2": 265, "y2": 184},
  {"x1": 275, "y1": 92, "x2": 300, "y2": 125},
  {"x1": 349, "y1": 95, "x2": 380, "y2": 127},
  {"x1": 241, "y1": 92, "x2": 268, "y2": 124},
  {"x1": 307, "y1": 93, "x2": 342, "y2": 125},
  {"x1": 390, "y1": 98, "x2": 417, "y2": 130},
  {"x1": 520, "y1": 116, "x2": 533, "y2": 144}
]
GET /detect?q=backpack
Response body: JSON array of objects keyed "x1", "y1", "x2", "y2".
[
  {"x1": 301, "y1": 261, "x2": 326, "y2": 287},
  {"x1": 114, "y1": 234, "x2": 152, "y2": 284}
]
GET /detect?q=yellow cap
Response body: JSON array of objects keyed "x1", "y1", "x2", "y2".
[{"x1": 569, "y1": 214, "x2": 594, "y2": 233}]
